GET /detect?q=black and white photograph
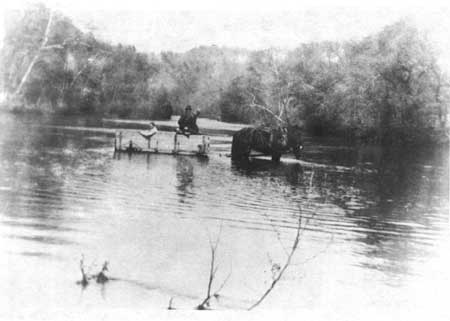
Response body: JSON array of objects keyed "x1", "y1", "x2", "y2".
[{"x1": 0, "y1": 1, "x2": 449, "y2": 320}]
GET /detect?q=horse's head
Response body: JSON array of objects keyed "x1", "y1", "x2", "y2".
[{"x1": 287, "y1": 125, "x2": 303, "y2": 159}]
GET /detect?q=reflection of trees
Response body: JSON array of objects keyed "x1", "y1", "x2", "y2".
[
  {"x1": 174, "y1": 156, "x2": 210, "y2": 207},
  {"x1": 0, "y1": 117, "x2": 61, "y2": 221},
  {"x1": 346, "y1": 145, "x2": 449, "y2": 277},
  {"x1": 230, "y1": 144, "x2": 449, "y2": 278},
  {"x1": 175, "y1": 157, "x2": 195, "y2": 204},
  {"x1": 0, "y1": 115, "x2": 111, "y2": 242}
]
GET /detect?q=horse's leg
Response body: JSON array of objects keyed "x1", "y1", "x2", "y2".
[
  {"x1": 244, "y1": 145, "x2": 252, "y2": 160},
  {"x1": 271, "y1": 152, "x2": 281, "y2": 162}
]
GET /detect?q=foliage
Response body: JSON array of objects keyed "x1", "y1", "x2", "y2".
[
  {"x1": 1, "y1": 4, "x2": 165, "y2": 119},
  {"x1": 218, "y1": 77, "x2": 256, "y2": 123},
  {"x1": 1, "y1": 4, "x2": 448, "y2": 145},
  {"x1": 220, "y1": 22, "x2": 449, "y2": 144}
]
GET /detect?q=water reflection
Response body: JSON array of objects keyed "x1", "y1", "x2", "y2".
[
  {"x1": 0, "y1": 114, "x2": 448, "y2": 314},
  {"x1": 176, "y1": 157, "x2": 195, "y2": 203},
  {"x1": 0, "y1": 120, "x2": 65, "y2": 224},
  {"x1": 335, "y1": 145, "x2": 447, "y2": 279},
  {"x1": 231, "y1": 159, "x2": 307, "y2": 189},
  {"x1": 231, "y1": 143, "x2": 449, "y2": 280},
  {"x1": 0, "y1": 114, "x2": 114, "y2": 252}
]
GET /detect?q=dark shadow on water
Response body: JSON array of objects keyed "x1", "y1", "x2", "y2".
[
  {"x1": 6, "y1": 234, "x2": 76, "y2": 245},
  {"x1": 231, "y1": 158, "x2": 282, "y2": 174},
  {"x1": 230, "y1": 159, "x2": 313, "y2": 201},
  {"x1": 230, "y1": 144, "x2": 449, "y2": 278},
  {"x1": 1, "y1": 220, "x2": 76, "y2": 232},
  {"x1": 7, "y1": 250, "x2": 57, "y2": 259},
  {"x1": 231, "y1": 158, "x2": 306, "y2": 184}
]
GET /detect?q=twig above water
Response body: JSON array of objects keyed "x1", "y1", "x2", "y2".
[
  {"x1": 248, "y1": 171, "x2": 315, "y2": 310},
  {"x1": 197, "y1": 224, "x2": 232, "y2": 310}
]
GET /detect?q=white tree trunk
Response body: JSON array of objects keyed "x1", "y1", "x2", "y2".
[{"x1": 13, "y1": 10, "x2": 54, "y2": 97}]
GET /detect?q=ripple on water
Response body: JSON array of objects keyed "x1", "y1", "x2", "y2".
[{"x1": 0, "y1": 120, "x2": 448, "y2": 313}]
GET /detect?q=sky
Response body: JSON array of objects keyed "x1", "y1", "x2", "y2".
[{"x1": 1, "y1": 0, "x2": 450, "y2": 70}]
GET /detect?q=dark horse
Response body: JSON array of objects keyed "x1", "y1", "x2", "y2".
[{"x1": 231, "y1": 125, "x2": 303, "y2": 162}]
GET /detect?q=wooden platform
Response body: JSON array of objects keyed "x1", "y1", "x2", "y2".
[
  {"x1": 103, "y1": 117, "x2": 248, "y2": 136},
  {"x1": 114, "y1": 147, "x2": 209, "y2": 158},
  {"x1": 114, "y1": 130, "x2": 210, "y2": 158}
]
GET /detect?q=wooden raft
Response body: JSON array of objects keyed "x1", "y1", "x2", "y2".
[{"x1": 114, "y1": 130, "x2": 210, "y2": 158}]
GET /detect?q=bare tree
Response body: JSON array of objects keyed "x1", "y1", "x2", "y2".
[
  {"x1": 246, "y1": 89, "x2": 284, "y2": 124},
  {"x1": 430, "y1": 65, "x2": 450, "y2": 129},
  {"x1": 245, "y1": 49, "x2": 300, "y2": 125}
]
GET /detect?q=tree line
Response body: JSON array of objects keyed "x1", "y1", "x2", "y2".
[{"x1": 1, "y1": 3, "x2": 448, "y2": 145}]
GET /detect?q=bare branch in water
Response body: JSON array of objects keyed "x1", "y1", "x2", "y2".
[
  {"x1": 214, "y1": 261, "x2": 232, "y2": 299},
  {"x1": 197, "y1": 224, "x2": 231, "y2": 310},
  {"x1": 168, "y1": 297, "x2": 175, "y2": 310},
  {"x1": 79, "y1": 254, "x2": 89, "y2": 287},
  {"x1": 77, "y1": 256, "x2": 110, "y2": 286},
  {"x1": 248, "y1": 171, "x2": 315, "y2": 310},
  {"x1": 96, "y1": 261, "x2": 109, "y2": 284},
  {"x1": 197, "y1": 230, "x2": 220, "y2": 309},
  {"x1": 261, "y1": 211, "x2": 289, "y2": 256},
  {"x1": 247, "y1": 213, "x2": 302, "y2": 310}
]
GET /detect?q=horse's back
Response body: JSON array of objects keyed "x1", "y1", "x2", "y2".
[{"x1": 232, "y1": 127, "x2": 275, "y2": 158}]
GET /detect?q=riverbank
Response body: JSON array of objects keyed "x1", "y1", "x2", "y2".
[{"x1": 3, "y1": 109, "x2": 448, "y2": 148}]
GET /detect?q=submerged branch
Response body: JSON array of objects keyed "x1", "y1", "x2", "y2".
[
  {"x1": 76, "y1": 256, "x2": 110, "y2": 287},
  {"x1": 197, "y1": 224, "x2": 231, "y2": 310},
  {"x1": 248, "y1": 213, "x2": 302, "y2": 310},
  {"x1": 79, "y1": 254, "x2": 89, "y2": 287},
  {"x1": 248, "y1": 171, "x2": 315, "y2": 310}
]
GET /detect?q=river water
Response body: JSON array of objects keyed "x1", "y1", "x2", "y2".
[{"x1": 0, "y1": 114, "x2": 449, "y2": 319}]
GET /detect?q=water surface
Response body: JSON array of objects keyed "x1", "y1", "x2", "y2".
[{"x1": 0, "y1": 114, "x2": 448, "y2": 318}]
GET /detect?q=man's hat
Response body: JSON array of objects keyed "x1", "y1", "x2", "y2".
[{"x1": 185, "y1": 105, "x2": 192, "y2": 110}]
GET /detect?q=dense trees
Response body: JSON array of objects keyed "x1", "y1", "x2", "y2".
[
  {"x1": 159, "y1": 46, "x2": 247, "y2": 118},
  {"x1": 220, "y1": 22, "x2": 449, "y2": 144},
  {"x1": 1, "y1": 4, "x2": 448, "y2": 145},
  {"x1": 1, "y1": 4, "x2": 166, "y2": 118}
]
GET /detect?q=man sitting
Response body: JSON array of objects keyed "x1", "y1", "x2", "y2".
[{"x1": 177, "y1": 105, "x2": 200, "y2": 137}]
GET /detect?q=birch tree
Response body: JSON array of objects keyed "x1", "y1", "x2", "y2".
[{"x1": 13, "y1": 9, "x2": 57, "y2": 97}]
